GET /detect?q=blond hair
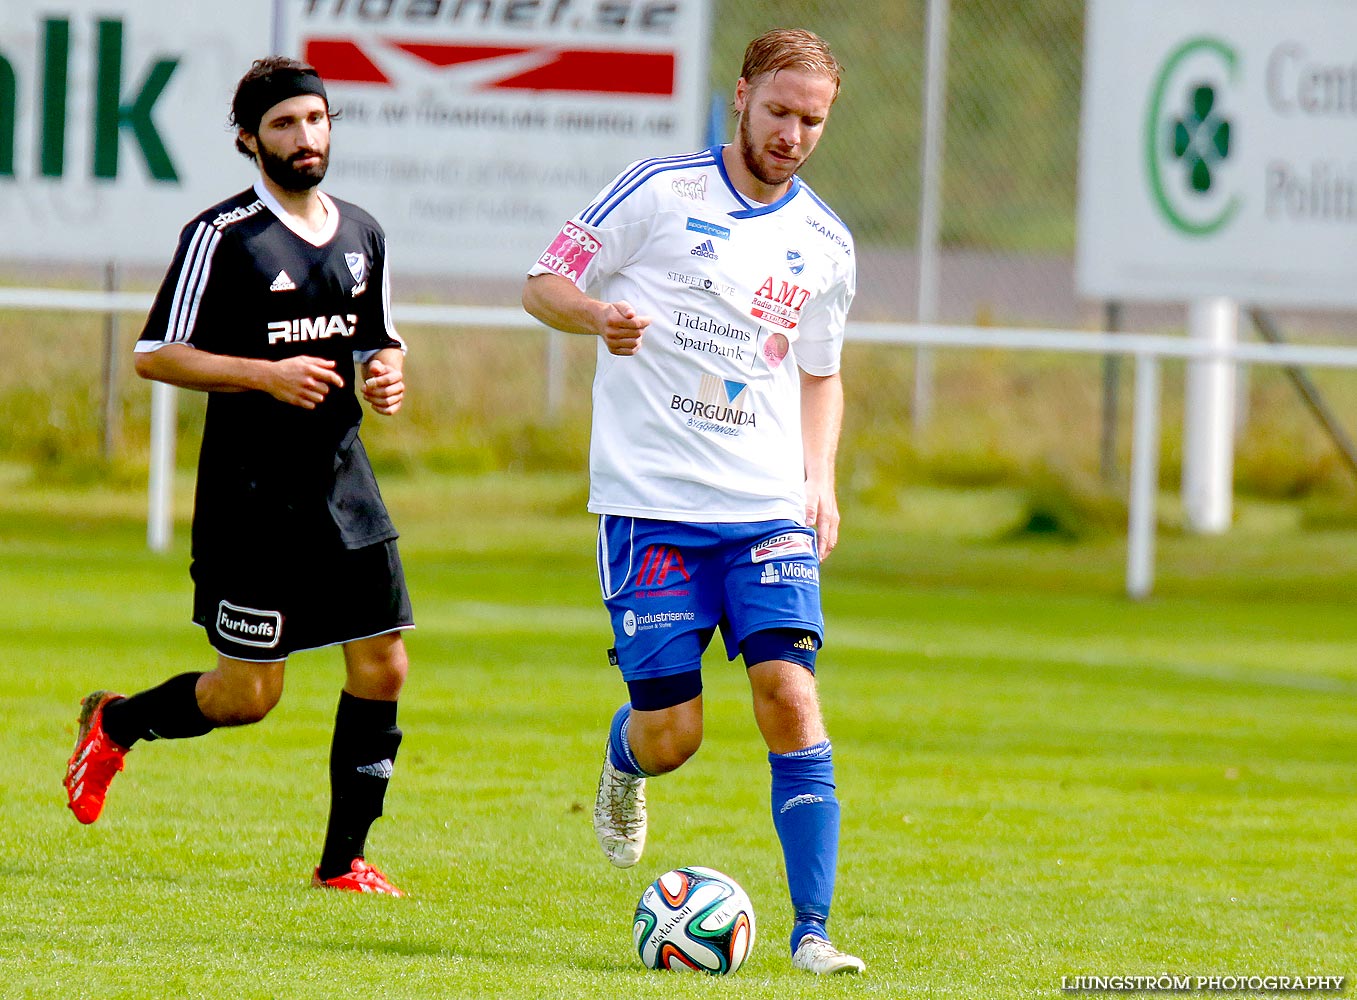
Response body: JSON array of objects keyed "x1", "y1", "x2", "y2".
[{"x1": 739, "y1": 28, "x2": 843, "y2": 102}]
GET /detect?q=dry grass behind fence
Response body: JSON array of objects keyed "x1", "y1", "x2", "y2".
[{"x1": 3, "y1": 306, "x2": 1355, "y2": 528}]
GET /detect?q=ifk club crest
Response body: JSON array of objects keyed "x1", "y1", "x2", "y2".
[{"x1": 1143, "y1": 36, "x2": 1241, "y2": 237}]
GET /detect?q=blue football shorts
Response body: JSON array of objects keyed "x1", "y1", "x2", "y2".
[{"x1": 595, "y1": 516, "x2": 824, "y2": 682}]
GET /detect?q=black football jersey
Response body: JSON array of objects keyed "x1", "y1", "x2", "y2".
[{"x1": 137, "y1": 181, "x2": 405, "y2": 555}]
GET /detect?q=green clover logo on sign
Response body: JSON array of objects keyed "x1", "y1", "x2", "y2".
[
  {"x1": 1144, "y1": 37, "x2": 1241, "y2": 236},
  {"x1": 1172, "y1": 85, "x2": 1231, "y2": 194}
]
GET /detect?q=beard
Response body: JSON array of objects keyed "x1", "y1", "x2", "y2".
[
  {"x1": 257, "y1": 140, "x2": 329, "y2": 192},
  {"x1": 738, "y1": 111, "x2": 801, "y2": 188}
]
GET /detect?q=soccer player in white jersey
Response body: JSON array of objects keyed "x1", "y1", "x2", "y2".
[
  {"x1": 63, "y1": 58, "x2": 412, "y2": 897},
  {"x1": 523, "y1": 29, "x2": 863, "y2": 975}
]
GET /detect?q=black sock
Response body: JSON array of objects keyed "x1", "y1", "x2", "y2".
[
  {"x1": 317, "y1": 691, "x2": 402, "y2": 881},
  {"x1": 101, "y1": 672, "x2": 214, "y2": 749}
]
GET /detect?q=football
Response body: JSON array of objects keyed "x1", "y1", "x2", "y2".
[{"x1": 633, "y1": 866, "x2": 756, "y2": 974}]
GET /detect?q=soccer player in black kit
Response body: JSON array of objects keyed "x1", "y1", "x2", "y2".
[{"x1": 63, "y1": 57, "x2": 413, "y2": 896}]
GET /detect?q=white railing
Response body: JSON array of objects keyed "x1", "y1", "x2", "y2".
[{"x1": 8, "y1": 287, "x2": 1357, "y2": 598}]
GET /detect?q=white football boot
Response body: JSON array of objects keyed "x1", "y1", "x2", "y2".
[
  {"x1": 792, "y1": 935, "x2": 866, "y2": 975},
  {"x1": 593, "y1": 747, "x2": 647, "y2": 868}
]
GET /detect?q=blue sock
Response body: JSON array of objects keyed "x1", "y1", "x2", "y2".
[
  {"x1": 770, "y1": 740, "x2": 839, "y2": 954},
  {"x1": 607, "y1": 703, "x2": 648, "y2": 777}
]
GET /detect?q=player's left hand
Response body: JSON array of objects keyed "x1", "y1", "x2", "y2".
[
  {"x1": 362, "y1": 358, "x2": 404, "y2": 415},
  {"x1": 805, "y1": 483, "x2": 840, "y2": 561}
]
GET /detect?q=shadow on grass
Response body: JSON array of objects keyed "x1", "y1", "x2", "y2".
[{"x1": 263, "y1": 928, "x2": 636, "y2": 973}]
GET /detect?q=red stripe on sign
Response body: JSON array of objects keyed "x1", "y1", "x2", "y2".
[
  {"x1": 492, "y1": 50, "x2": 674, "y2": 96},
  {"x1": 302, "y1": 39, "x2": 675, "y2": 96},
  {"x1": 304, "y1": 39, "x2": 390, "y2": 84},
  {"x1": 392, "y1": 42, "x2": 531, "y2": 67}
]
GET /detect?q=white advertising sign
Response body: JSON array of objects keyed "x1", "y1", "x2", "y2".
[
  {"x1": 1077, "y1": 0, "x2": 1357, "y2": 309},
  {"x1": 277, "y1": 0, "x2": 712, "y2": 277},
  {"x1": 0, "y1": 1, "x2": 272, "y2": 264}
]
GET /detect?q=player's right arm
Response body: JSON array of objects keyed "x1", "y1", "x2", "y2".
[
  {"x1": 135, "y1": 344, "x2": 344, "y2": 410},
  {"x1": 134, "y1": 208, "x2": 344, "y2": 409},
  {"x1": 523, "y1": 160, "x2": 661, "y2": 355},
  {"x1": 521, "y1": 273, "x2": 650, "y2": 356}
]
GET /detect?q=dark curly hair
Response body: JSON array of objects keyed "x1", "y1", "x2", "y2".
[{"x1": 229, "y1": 56, "x2": 337, "y2": 159}]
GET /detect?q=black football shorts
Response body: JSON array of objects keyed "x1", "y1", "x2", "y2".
[{"x1": 191, "y1": 538, "x2": 413, "y2": 662}]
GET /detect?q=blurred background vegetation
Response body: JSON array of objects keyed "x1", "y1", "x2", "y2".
[
  {"x1": 4, "y1": 0, "x2": 1357, "y2": 538},
  {"x1": 5, "y1": 305, "x2": 1355, "y2": 542},
  {"x1": 708, "y1": 0, "x2": 1085, "y2": 252}
]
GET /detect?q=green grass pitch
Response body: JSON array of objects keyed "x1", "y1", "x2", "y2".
[{"x1": 2, "y1": 469, "x2": 1354, "y2": 998}]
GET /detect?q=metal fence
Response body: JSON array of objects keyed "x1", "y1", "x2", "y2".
[
  {"x1": 1, "y1": 0, "x2": 1095, "y2": 459},
  {"x1": 6, "y1": 0, "x2": 1357, "y2": 525},
  {"x1": 11, "y1": 283, "x2": 1357, "y2": 597},
  {"x1": 706, "y1": 0, "x2": 1087, "y2": 330}
]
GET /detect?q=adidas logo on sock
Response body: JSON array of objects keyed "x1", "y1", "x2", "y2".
[
  {"x1": 690, "y1": 239, "x2": 719, "y2": 260},
  {"x1": 356, "y1": 758, "x2": 394, "y2": 779},
  {"x1": 270, "y1": 270, "x2": 296, "y2": 292},
  {"x1": 779, "y1": 792, "x2": 826, "y2": 814}
]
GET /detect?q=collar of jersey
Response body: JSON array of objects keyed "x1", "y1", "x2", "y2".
[
  {"x1": 711, "y1": 143, "x2": 803, "y2": 219},
  {"x1": 253, "y1": 178, "x2": 339, "y2": 247}
]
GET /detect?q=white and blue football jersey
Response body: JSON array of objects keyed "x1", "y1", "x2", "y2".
[{"x1": 529, "y1": 145, "x2": 856, "y2": 523}]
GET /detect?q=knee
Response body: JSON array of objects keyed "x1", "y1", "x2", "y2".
[
  {"x1": 361, "y1": 661, "x2": 407, "y2": 702},
  {"x1": 228, "y1": 694, "x2": 275, "y2": 725},
  {"x1": 236, "y1": 672, "x2": 285, "y2": 723},
  {"x1": 752, "y1": 677, "x2": 809, "y2": 719},
  {"x1": 750, "y1": 667, "x2": 826, "y2": 752},
  {"x1": 644, "y1": 738, "x2": 700, "y2": 775},
  {"x1": 202, "y1": 671, "x2": 282, "y2": 726},
  {"x1": 348, "y1": 639, "x2": 408, "y2": 701},
  {"x1": 636, "y1": 720, "x2": 702, "y2": 775}
]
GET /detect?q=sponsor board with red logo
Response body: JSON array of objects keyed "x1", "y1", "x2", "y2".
[
  {"x1": 0, "y1": 0, "x2": 706, "y2": 272},
  {"x1": 277, "y1": 0, "x2": 711, "y2": 277}
]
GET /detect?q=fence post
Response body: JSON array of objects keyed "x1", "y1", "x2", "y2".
[
  {"x1": 546, "y1": 329, "x2": 565, "y2": 417},
  {"x1": 1126, "y1": 353, "x2": 1161, "y2": 599},
  {"x1": 100, "y1": 262, "x2": 121, "y2": 461},
  {"x1": 147, "y1": 381, "x2": 177, "y2": 552},
  {"x1": 1100, "y1": 300, "x2": 1121, "y2": 483},
  {"x1": 913, "y1": 0, "x2": 950, "y2": 436},
  {"x1": 1182, "y1": 297, "x2": 1238, "y2": 534}
]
